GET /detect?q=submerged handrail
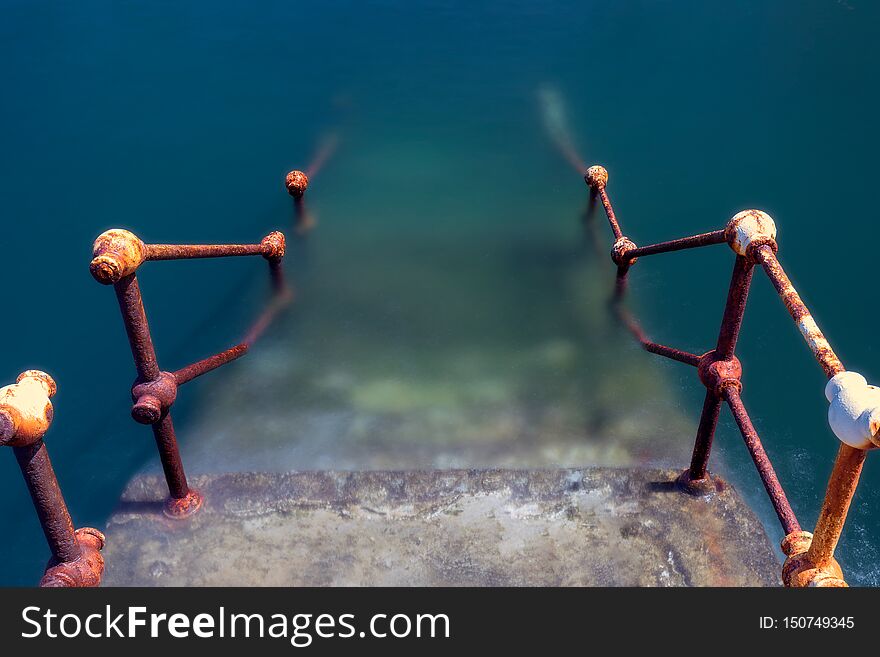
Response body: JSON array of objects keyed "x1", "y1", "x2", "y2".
[{"x1": 584, "y1": 165, "x2": 877, "y2": 587}]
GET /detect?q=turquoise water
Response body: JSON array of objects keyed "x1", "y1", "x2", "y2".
[{"x1": 2, "y1": 0, "x2": 879, "y2": 585}]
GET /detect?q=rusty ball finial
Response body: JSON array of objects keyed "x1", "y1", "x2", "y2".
[
  {"x1": 261, "y1": 231, "x2": 286, "y2": 261},
  {"x1": 584, "y1": 165, "x2": 608, "y2": 190},
  {"x1": 725, "y1": 210, "x2": 777, "y2": 259},
  {"x1": 0, "y1": 370, "x2": 57, "y2": 447},
  {"x1": 17, "y1": 370, "x2": 57, "y2": 398},
  {"x1": 90, "y1": 229, "x2": 147, "y2": 285},
  {"x1": 285, "y1": 170, "x2": 309, "y2": 198}
]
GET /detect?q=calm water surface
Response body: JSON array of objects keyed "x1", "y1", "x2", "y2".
[{"x1": 2, "y1": 0, "x2": 879, "y2": 585}]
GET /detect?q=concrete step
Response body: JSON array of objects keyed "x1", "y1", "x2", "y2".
[{"x1": 102, "y1": 467, "x2": 780, "y2": 586}]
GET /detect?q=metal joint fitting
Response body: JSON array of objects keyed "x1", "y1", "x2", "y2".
[
  {"x1": 610, "y1": 236, "x2": 638, "y2": 267},
  {"x1": 780, "y1": 531, "x2": 847, "y2": 587},
  {"x1": 825, "y1": 371, "x2": 880, "y2": 449},
  {"x1": 131, "y1": 372, "x2": 178, "y2": 425},
  {"x1": 584, "y1": 165, "x2": 608, "y2": 190},
  {"x1": 90, "y1": 229, "x2": 147, "y2": 285},
  {"x1": 0, "y1": 370, "x2": 56, "y2": 447},
  {"x1": 165, "y1": 491, "x2": 203, "y2": 518},
  {"x1": 698, "y1": 351, "x2": 743, "y2": 395},
  {"x1": 724, "y1": 210, "x2": 777, "y2": 262},
  {"x1": 675, "y1": 469, "x2": 722, "y2": 496},
  {"x1": 261, "y1": 231, "x2": 286, "y2": 262},
  {"x1": 285, "y1": 170, "x2": 309, "y2": 198},
  {"x1": 40, "y1": 528, "x2": 106, "y2": 588}
]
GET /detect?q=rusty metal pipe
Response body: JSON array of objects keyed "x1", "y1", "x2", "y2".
[
  {"x1": 715, "y1": 255, "x2": 754, "y2": 360},
  {"x1": 145, "y1": 242, "x2": 266, "y2": 261},
  {"x1": 111, "y1": 274, "x2": 198, "y2": 511},
  {"x1": 625, "y1": 230, "x2": 726, "y2": 259},
  {"x1": 807, "y1": 444, "x2": 866, "y2": 569},
  {"x1": 112, "y1": 272, "x2": 198, "y2": 511},
  {"x1": 173, "y1": 344, "x2": 249, "y2": 386},
  {"x1": 113, "y1": 274, "x2": 161, "y2": 382},
  {"x1": 597, "y1": 187, "x2": 623, "y2": 240},
  {"x1": 687, "y1": 390, "x2": 723, "y2": 482},
  {"x1": 151, "y1": 411, "x2": 191, "y2": 503},
  {"x1": 14, "y1": 440, "x2": 81, "y2": 564},
  {"x1": 753, "y1": 244, "x2": 844, "y2": 378},
  {"x1": 644, "y1": 342, "x2": 701, "y2": 366},
  {"x1": 723, "y1": 387, "x2": 801, "y2": 534}
]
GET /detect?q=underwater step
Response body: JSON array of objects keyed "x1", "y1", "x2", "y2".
[{"x1": 102, "y1": 468, "x2": 779, "y2": 586}]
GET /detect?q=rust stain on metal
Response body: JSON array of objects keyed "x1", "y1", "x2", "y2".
[
  {"x1": 0, "y1": 371, "x2": 105, "y2": 587},
  {"x1": 627, "y1": 230, "x2": 726, "y2": 259},
  {"x1": 806, "y1": 445, "x2": 866, "y2": 571},
  {"x1": 173, "y1": 344, "x2": 249, "y2": 386},
  {"x1": 724, "y1": 386, "x2": 800, "y2": 535},
  {"x1": 752, "y1": 244, "x2": 845, "y2": 378},
  {"x1": 582, "y1": 162, "x2": 874, "y2": 586},
  {"x1": 90, "y1": 229, "x2": 147, "y2": 285}
]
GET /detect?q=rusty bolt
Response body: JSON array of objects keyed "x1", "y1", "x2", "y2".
[
  {"x1": 781, "y1": 531, "x2": 847, "y2": 587},
  {"x1": 261, "y1": 230, "x2": 286, "y2": 261},
  {"x1": 131, "y1": 371, "x2": 178, "y2": 425},
  {"x1": 724, "y1": 210, "x2": 777, "y2": 259},
  {"x1": 698, "y1": 351, "x2": 743, "y2": 395},
  {"x1": 90, "y1": 229, "x2": 147, "y2": 285},
  {"x1": 611, "y1": 236, "x2": 638, "y2": 267},
  {"x1": 0, "y1": 370, "x2": 56, "y2": 447},
  {"x1": 285, "y1": 170, "x2": 309, "y2": 198},
  {"x1": 584, "y1": 165, "x2": 608, "y2": 190}
]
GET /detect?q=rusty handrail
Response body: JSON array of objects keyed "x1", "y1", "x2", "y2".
[
  {"x1": 0, "y1": 371, "x2": 105, "y2": 587},
  {"x1": 90, "y1": 226, "x2": 290, "y2": 519},
  {"x1": 584, "y1": 165, "x2": 877, "y2": 587}
]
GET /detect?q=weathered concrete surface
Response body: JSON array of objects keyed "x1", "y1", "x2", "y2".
[{"x1": 103, "y1": 468, "x2": 780, "y2": 587}]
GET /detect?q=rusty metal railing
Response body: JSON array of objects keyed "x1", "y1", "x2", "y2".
[
  {"x1": 0, "y1": 371, "x2": 105, "y2": 586},
  {"x1": 88, "y1": 156, "x2": 330, "y2": 522},
  {"x1": 583, "y1": 164, "x2": 877, "y2": 587},
  {"x1": 3, "y1": 158, "x2": 327, "y2": 585},
  {"x1": 90, "y1": 226, "x2": 291, "y2": 519}
]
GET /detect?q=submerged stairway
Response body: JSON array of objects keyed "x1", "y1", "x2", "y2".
[{"x1": 100, "y1": 233, "x2": 781, "y2": 586}]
